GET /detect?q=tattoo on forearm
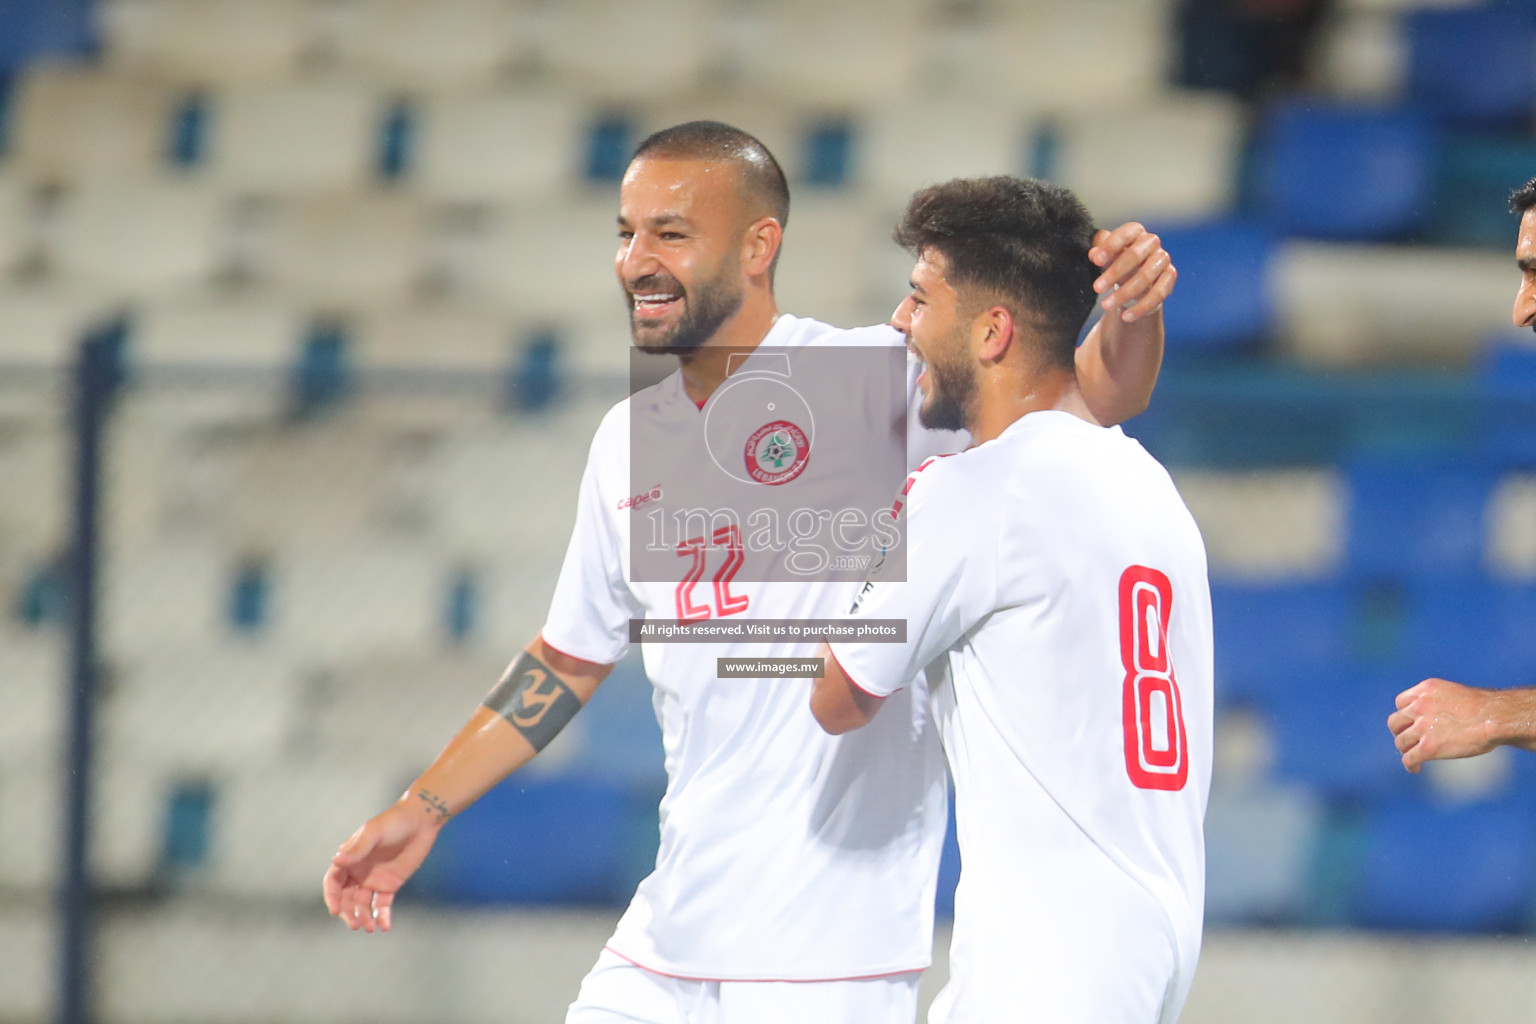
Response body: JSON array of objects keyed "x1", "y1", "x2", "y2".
[
  {"x1": 483, "y1": 651, "x2": 582, "y2": 752},
  {"x1": 417, "y1": 789, "x2": 452, "y2": 825}
]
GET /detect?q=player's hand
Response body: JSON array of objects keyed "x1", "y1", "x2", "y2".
[
  {"x1": 1387, "y1": 678, "x2": 1498, "y2": 773},
  {"x1": 322, "y1": 801, "x2": 443, "y2": 933},
  {"x1": 1089, "y1": 223, "x2": 1176, "y2": 324}
]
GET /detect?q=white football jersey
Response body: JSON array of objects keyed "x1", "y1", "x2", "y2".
[
  {"x1": 542, "y1": 314, "x2": 951, "y2": 981},
  {"x1": 829, "y1": 410, "x2": 1213, "y2": 1023}
]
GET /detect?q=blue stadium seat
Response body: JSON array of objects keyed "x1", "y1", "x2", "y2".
[
  {"x1": 413, "y1": 775, "x2": 651, "y2": 906},
  {"x1": 1149, "y1": 221, "x2": 1274, "y2": 353},
  {"x1": 1260, "y1": 102, "x2": 1435, "y2": 241},
  {"x1": 1354, "y1": 796, "x2": 1536, "y2": 932},
  {"x1": 1344, "y1": 460, "x2": 1498, "y2": 582},
  {"x1": 1479, "y1": 334, "x2": 1536, "y2": 466},
  {"x1": 1209, "y1": 581, "x2": 1356, "y2": 708},
  {"x1": 1406, "y1": 7, "x2": 1536, "y2": 126},
  {"x1": 1402, "y1": 582, "x2": 1536, "y2": 690},
  {"x1": 1267, "y1": 669, "x2": 1412, "y2": 800},
  {"x1": 1426, "y1": 135, "x2": 1536, "y2": 247}
]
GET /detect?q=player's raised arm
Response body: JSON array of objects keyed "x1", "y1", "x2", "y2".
[
  {"x1": 1388, "y1": 677, "x2": 1536, "y2": 773},
  {"x1": 1075, "y1": 222, "x2": 1175, "y2": 426},
  {"x1": 322, "y1": 637, "x2": 611, "y2": 933}
]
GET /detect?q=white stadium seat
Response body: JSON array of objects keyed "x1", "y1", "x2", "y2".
[
  {"x1": 7, "y1": 65, "x2": 175, "y2": 184},
  {"x1": 411, "y1": 92, "x2": 588, "y2": 205},
  {"x1": 48, "y1": 181, "x2": 225, "y2": 299},
  {"x1": 99, "y1": 0, "x2": 319, "y2": 84},
  {"x1": 130, "y1": 292, "x2": 307, "y2": 369},
  {"x1": 936, "y1": 0, "x2": 1169, "y2": 112},
  {"x1": 0, "y1": 283, "x2": 114, "y2": 368},
  {"x1": 0, "y1": 631, "x2": 66, "y2": 767},
  {"x1": 1273, "y1": 243, "x2": 1513, "y2": 366},
  {"x1": 100, "y1": 539, "x2": 233, "y2": 659},
  {"x1": 858, "y1": 97, "x2": 1036, "y2": 209},
  {"x1": 0, "y1": 422, "x2": 67, "y2": 551},
  {"x1": 331, "y1": 0, "x2": 525, "y2": 93},
  {"x1": 729, "y1": 0, "x2": 925, "y2": 105},
  {"x1": 0, "y1": 172, "x2": 32, "y2": 276},
  {"x1": 1172, "y1": 470, "x2": 1345, "y2": 581},
  {"x1": 1487, "y1": 475, "x2": 1536, "y2": 580},
  {"x1": 1053, "y1": 93, "x2": 1244, "y2": 225},
  {"x1": 354, "y1": 303, "x2": 514, "y2": 373},
  {"x1": 1316, "y1": 10, "x2": 1408, "y2": 100},
  {"x1": 772, "y1": 194, "x2": 900, "y2": 329},
  {"x1": 260, "y1": 194, "x2": 430, "y2": 309},
  {"x1": 205, "y1": 83, "x2": 382, "y2": 197},
  {"x1": 444, "y1": 196, "x2": 620, "y2": 321},
  {"x1": 267, "y1": 541, "x2": 447, "y2": 661},
  {"x1": 540, "y1": 0, "x2": 716, "y2": 99}
]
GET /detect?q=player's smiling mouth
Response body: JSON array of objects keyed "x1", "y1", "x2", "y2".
[{"x1": 632, "y1": 292, "x2": 682, "y2": 317}]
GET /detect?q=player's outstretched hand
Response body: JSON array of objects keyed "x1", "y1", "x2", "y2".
[
  {"x1": 1089, "y1": 223, "x2": 1176, "y2": 324},
  {"x1": 1388, "y1": 677, "x2": 1497, "y2": 773},
  {"x1": 322, "y1": 801, "x2": 442, "y2": 933}
]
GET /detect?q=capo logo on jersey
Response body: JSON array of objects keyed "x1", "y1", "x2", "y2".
[{"x1": 745, "y1": 420, "x2": 810, "y2": 485}]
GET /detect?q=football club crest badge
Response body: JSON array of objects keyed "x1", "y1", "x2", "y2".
[{"x1": 744, "y1": 420, "x2": 811, "y2": 485}]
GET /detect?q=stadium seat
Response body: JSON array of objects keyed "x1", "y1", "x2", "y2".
[
  {"x1": 99, "y1": 0, "x2": 317, "y2": 85},
  {"x1": 1267, "y1": 669, "x2": 1412, "y2": 799},
  {"x1": 0, "y1": 424, "x2": 66, "y2": 556},
  {"x1": 207, "y1": 760, "x2": 405, "y2": 899},
  {"x1": 730, "y1": 0, "x2": 925, "y2": 105},
  {"x1": 1208, "y1": 581, "x2": 1358, "y2": 708},
  {"x1": 329, "y1": 0, "x2": 525, "y2": 93},
  {"x1": 1315, "y1": 9, "x2": 1406, "y2": 100},
  {"x1": 444, "y1": 197, "x2": 621, "y2": 322},
  {"x1": 0, "y1": 763, "x2": 61, "y2": 888},
  {"x1": 128, "y1": 292, "x2": 307, "y2": 369},
  {"x1": 0, "y1": 172, "x2": 31, "y2": 277},
  {"x1": 1354, "y1": 797, "x2": 1536, "y2": 932},
  {"x1": 1052, "y1": 94, "x2": 1243, "y2": 225},
  {"x1": 1400, "y1": 582, "x2": 1536, "y2": 689},
  {"x1": 0, "y1": 283, "x2": 107, "y2": 369},
  {"x1": 259, "y1": 194, "x2": 430, "y2": 309},
  {"x1": 1479, "y1": 335, "x2": 1536, "y2": 467},
  {"x1": 412, "y1": 774, "x2": 652, "y2": 905},
  {"x1": 772, "y1": 194, "x2": 895, "y2": 329},
  {"x1": 1487, "y1": 472, "x2": 1536, "y2": 577},
  {"x1": 639, "y1": 102, "x2": 804, "y2": 186},
  {"x1": 1173, "y1": 469, "x2": 1342, "y2": 579},
  {"x1": 48, "y1": 181, "x2": 225, "y2": 299},
  {"x1": 354, "y1": 303, "x2": 515, "y2": 375},
  {"x1": 100, "y1": 540, "x2": 236, "y2": 658},
  {"x1": 1424, "y1": 135, "x2": 1536, "y2": 248},
  {"x1": 1204, "y1": 782, "x2": 1323, "y2": 925},
  {"x1": 267, "y1": 542, "x2": 448, "y2": 662},
  {"x1": 857, "y1": 97, "x2": 1035, "y2": 209},
  {"x1": 6, "y1": 65, "x2": 175, "y2": 184},
  {"x1": 1259, "y1": 102, "x2": 1435, "y2": 241},
  {"x1": 1272, "y1": 242, "x2": 1512, "y2": 367},
  {"x1": 1144, "y1": 222, "x2": 1275, "y2": 353},
  {"x1": 541, "y1": 0, "x2": 716, "y2": 100},
  {"x1": 0, "y1": 629, "x2": 65, "y2": 766},
  {"x1": 411, "y1": 92, "x2": 588, "y2": 205},
  {"x1": 204, "y1": 83, "x2": 382, "y2": 197},
  {"x1": 1405, "y1": 7, "x2": 1536, "y2": 126},
  {"x1": 980, "y1": 0, "x2": 1168, "y2": 112},
  {"x1": 1344, "y1": 459, "x2": 1498, "y2": 582}
]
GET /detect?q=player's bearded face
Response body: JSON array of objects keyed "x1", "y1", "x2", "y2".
[
  {"x1": 625, "y1": 257, "x2": 745, "y2": 355},
  {"x1": 917, "y1": 320, "x2": 979, "y2": 433}
]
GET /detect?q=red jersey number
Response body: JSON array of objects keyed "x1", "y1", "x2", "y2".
[
  {"x1": 674, "y1": 525, "x2": 750, "y2": 621},
  {"x1": 1119, "y1": 565, "x2": 1188, "y2": 791}
]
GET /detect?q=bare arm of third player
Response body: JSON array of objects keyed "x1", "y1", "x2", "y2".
[
  {"x1": 321, "y1": 638, "x2": 610, "y2": 932},
  {"x1": 1389, "y1": 679, "x2": 1536, "y2": 773},
  {"x1": 1075, "y1": 223, "x2": 1175, "y2": 424}
]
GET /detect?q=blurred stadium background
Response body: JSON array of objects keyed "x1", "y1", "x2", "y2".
[{"x1": 6, "y1": 0, "x2": 1536, "y2": 1020}]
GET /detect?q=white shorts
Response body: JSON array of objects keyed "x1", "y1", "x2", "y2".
[{"x1": 565, "y1": 948, "x2": 922, "y2": 1024}]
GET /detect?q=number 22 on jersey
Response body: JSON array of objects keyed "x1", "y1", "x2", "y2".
[
  {"x1": 674, "y1": 524, "x2": 751, "y2": 621},
  {"x1": 1119, "y1": 565, "x2": 1188, "y2": 791}
]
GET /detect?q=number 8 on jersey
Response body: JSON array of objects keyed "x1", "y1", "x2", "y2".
[{"x1": 1119, "y1": 565, "x2": 1189, "y2": 791}]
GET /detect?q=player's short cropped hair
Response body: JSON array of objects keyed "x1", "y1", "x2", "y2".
[
  {"x1": 1510, "y1": 176, "x2": 1536, "y2": 216},
  {"x1": 633, "y1": 120, "x2": 791, "y2": 230},
  {"x1": 894, "y1": 176, "x2": 1098, "y2": 371}
]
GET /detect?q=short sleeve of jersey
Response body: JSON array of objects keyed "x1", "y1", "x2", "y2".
[
  {"x1": 541, "y1": 408, "x2": 642, "y2": 666},
  {"x1": 829, "y1": 457, "x2": 997, "y2": 697}
]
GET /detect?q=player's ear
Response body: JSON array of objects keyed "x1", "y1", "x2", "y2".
[
  {"x1": 975, "y1": 305, "x2": 1014, "y2": 364},
  {"x1": 742, "y1": 216, "x2": 782, "y2": 278}
]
